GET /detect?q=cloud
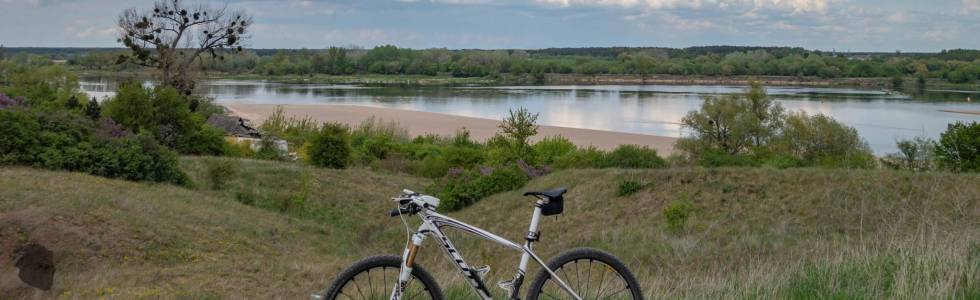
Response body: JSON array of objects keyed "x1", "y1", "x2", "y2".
[
  {"x1": 536, "y1": 0, "x2": 831, "y2": 13},
  {"x1": 964, "y1": 0, "x2": 980, "y2": 12},
  {"x1": 65, "y1": 26, "x2": 118, "y2": 39}
]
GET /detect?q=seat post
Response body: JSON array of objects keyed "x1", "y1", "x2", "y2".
[
  {"x1": 526, "y1": 199, "x2": 545, "y2": 242},
  {"x1": 517, "y1": 199, "x2": 544, "y2": 274}
]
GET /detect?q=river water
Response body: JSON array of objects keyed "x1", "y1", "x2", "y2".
[{"x1": 79, "y1": 78, "x2": 980, "y2": 154}]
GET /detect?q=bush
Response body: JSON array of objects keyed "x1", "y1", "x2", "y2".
[
  {"x1": 222, "y1": 138, "x2": 256, "y2": 158},
  {"x1": 309, "y1": 122, "x2": 352, "y2": 169},
  {"x1": 495, "y1": 107, "x2": 539, "y2": 163},
  {"x1": 434, "y1": 164, "x2": 530, "y2": 211},
  {"x1": 102, "y1": 83, "x2": 224, "y2": 155},
  {"x1": 0, "y1": 107, "x2": 41, "y2": 164},
  {"x1": 552, "y1": 146, "x2": 606, "y2": 169},
  {"x1": 254, "y1": 136, "x2": 287, "y2": 161},
  {"x1": 91, "y1": 132, "x2": 188, "y2": 184},
  {"x1": 605, "y1": 144, "x2": 667, "y2": 169},
  {"x1": 203, "y1": 159, "x2": 238, "y2": 190},
  {"x1": 934, "y1": 121, "x2": 980, "y2": 172},
  {"x1": 770, "y1": 112, "x2": 875, "y2": 168},
  {"x1": 617, "y1": 179, "x2": 643, "y2": 197},
  {"x1": 881, "y1": 137, "x2": 935, "y2": 171},
  {"x1": 678, "y1": 82, "x2": 784, "y2": 156},
  {"x1": 533, "y1": 136, "x2": 576, "y2": 165},
  {"x1": 663, "y1": 195, "x2": 695, "y2": 233}
]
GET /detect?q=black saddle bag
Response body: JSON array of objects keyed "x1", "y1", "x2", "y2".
[{"x1": 540, "y1": 196, "x2": 564, "y2": 216}]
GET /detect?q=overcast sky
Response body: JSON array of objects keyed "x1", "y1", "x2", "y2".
[{"x1": 1, "y1": 0, "x2": 979, "y2": 52}]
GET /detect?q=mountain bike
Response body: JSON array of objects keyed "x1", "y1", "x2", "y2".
[{"x1": 313, "y1": 188, "x2": 643, "y2": 300}]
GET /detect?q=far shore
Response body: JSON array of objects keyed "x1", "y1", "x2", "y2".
[
  {"x1": 222, "y1": 103, "x2": 678, "y2": 154},
  {"x1": 938, "y1": 109, "x2": 980, "y2": 116}
]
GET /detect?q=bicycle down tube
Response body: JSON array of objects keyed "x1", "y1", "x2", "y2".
[{"x1": 390, "y1": 206, "x2": 582, "y2": 300}]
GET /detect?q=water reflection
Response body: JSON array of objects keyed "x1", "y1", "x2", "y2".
[{"x1": 79, "y1": 78, "x2": 980, "y2": 154}]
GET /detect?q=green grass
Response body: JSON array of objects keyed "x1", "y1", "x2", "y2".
[{"x1": 1, "y1": 158, "x2": 978, "y2": 299}]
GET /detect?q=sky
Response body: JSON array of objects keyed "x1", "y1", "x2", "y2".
[{"x1": 1, "y1": 0, "x2": 979, "y2": 52}]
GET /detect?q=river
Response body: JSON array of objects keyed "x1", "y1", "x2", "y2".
[{"x1": 79, "y1": 78, "x2": 980, "y2": 155}]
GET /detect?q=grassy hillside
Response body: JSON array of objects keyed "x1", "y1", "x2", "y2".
[{"x1": 1, "y1": 158, "x2": 978, "y2": 299}]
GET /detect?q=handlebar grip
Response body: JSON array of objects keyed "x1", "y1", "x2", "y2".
[
  {"x1": 390, "y1": 206, "x2": 418, "y2": 217},
  {"x1": 389, "y1": 207, "x2": 405, "y2": 217}
]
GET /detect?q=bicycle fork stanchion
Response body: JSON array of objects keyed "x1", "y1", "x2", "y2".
[{"x1": 391, "y1": 233, "x2": 425, "y2": 300}]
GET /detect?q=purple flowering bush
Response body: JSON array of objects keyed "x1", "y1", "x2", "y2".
[{"x1": 0, "y1": 92, "x2": 20, "y2": 109}]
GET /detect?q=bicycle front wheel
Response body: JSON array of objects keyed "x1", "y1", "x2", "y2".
[
  {"x1": 526, "y1": 248, "x2": 643, "y2": 300},
  {"x1": 319, "y1": 255, "x2": 443, "y2": 300}
]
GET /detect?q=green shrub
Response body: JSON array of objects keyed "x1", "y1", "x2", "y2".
[
  {"x1": 254, "y1": 136, "x2": 286, "y2": 161},
  {"x1": 934, "y1": 121, "x2": 980, "y2": 172},
  {"x1": 434, "y1": 164, "x2": 530, "y2": 211},
  {"x1": 617, "y1": 180, "x2": 643, "y2": 197},
  {"x1": 0, "y1": 106, "x2": 187, "y2": 184},
  {"x1": 880, "y1": 137, "x2": 935, "y2": 171},
  {"x1": 86, "y1": 132, "x2": 188, "y2": 184},
  {"x1": 678, "y1": 82, "x2": 784, "y2": 156},
  {"x1": 203, "y1": 159, "x2": 238, "y2": 190},
  {"x1": 102, "y1": 83, "x2": 224, "y2": 155},
  {"x1": 663, "y1": 196, "x2": 695, "y2": 233},
  {"x1": 533, "y1": 135, "x2": 576, "y2": 165},
  {"x1": 493, "y1": 107, "x2": 539, "y2": 163},
  {"x1": 605, "y1": 144, "x2": 667, "y2": 169},
  {"x1": 309, "y1": 122, "x2": 352, "y2": 169},
  {"x1": 771, "y1": 112, "x2": 875, "y2": 169},
  {"x1": 222, "y1": 139, "x2": 255, "y2": 158},
  {"x1": 0, "y1": 107, "x2": 41, "y2": 164},
  {"x1": 553, "y1": 146, "x2": 606, "y2": 169},
  {"x1": 259, "y1": 105, "x2": 320, "y2": 145}
]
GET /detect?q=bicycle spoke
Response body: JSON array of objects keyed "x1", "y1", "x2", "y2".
[
  {"x1": 585, "y1": 259, "x2": 593, "y2": 298},
  {"x1": 350, "y1": 275, "x2": 367, "y2": 299},
  {"x1": 593, "y1": 266, "x2": 608, "y2": 299},
  {"x1": 536, "y1": 259, "x2": 636, "y2": 300},
  {"x1": 599, "y1": 287, "x2": 628, "y2": 300}
]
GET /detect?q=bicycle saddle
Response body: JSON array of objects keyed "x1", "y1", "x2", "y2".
[
  {"x1": 523, "y1": 188, "x2": 567, "y2": 200},
  {"x1": 525, "y1": 188, "x2": 567, "y2": 216}
]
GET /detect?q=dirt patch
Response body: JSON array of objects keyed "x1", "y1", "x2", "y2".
[
  {"x1": 13, "y1": 243, "x2": 55, "y2": 290},
  {"x1": 0, "y1": 207, "x2": 142, "y2": 295}
]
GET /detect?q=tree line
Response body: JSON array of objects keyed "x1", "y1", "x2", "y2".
[{"x1": 47, "y1": 46, "x2": 980, "y2": 83}]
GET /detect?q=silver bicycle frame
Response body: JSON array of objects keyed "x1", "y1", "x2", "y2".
[{"x1": 390, "y1": 200, "x2": 582, "y2": 300}]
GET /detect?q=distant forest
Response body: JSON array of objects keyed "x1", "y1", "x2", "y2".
[{"x1": 4, "y1": 45, "x2": 980, "y2": 83}]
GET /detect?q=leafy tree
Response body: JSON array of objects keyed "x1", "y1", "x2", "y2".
[
  {"x1": 116, "y1": 0, "x2": 252, "y2": 101},
  {"x1": 496, "y1": 107, "x2": 539, "y2": 162},
  {"x1": 102, "y1": 82, "x2": 223, "y2": 155},
  {"x1": 677, "y1": 83, "x2": 782, "y2": 156},
  {"x1": 770, "y1": 112, "x2": 874, "y2": 168},
  {"x1": 934, "y1": 122, "x2": 980, "y2": 172},
  {"x1": 881, "y1": 137, "x2": 934, "y2": 171}
]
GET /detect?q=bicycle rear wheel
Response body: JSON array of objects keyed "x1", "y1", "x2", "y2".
[
  {"x1": 319, "y1": 255, "x2": 443, "y2": 300},
  {"x1": 526, "y1": 248, "x2": 643, "y2": 300}
]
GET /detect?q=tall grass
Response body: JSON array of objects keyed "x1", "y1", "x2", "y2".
[{"x1": 1, "y1": 162, "x2": 976, "y2": 298}]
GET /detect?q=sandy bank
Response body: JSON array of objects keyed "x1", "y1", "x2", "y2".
[
  {"x1": 938, "y1": 109, "x2": 980, "y2": 116},
  {"x1": 222, "y1": 103, "x2": 677, "y2": 154}
]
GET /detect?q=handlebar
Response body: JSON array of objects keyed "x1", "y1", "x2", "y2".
[{"x1": 389, "y1": 204, "x2": 421, "y2": 217}]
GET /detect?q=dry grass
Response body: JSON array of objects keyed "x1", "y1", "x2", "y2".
[{"x1": 1, "y1": 160, "x2": 977, "y2": 299}]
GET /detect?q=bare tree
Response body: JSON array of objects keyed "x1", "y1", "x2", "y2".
[{"x1": 117, "y1": 0, "x2": 251, "y2": 102}]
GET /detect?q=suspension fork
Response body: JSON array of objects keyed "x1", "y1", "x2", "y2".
[{"x1": 391, "y1": 232, "x2": 425, "y2": 300}]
